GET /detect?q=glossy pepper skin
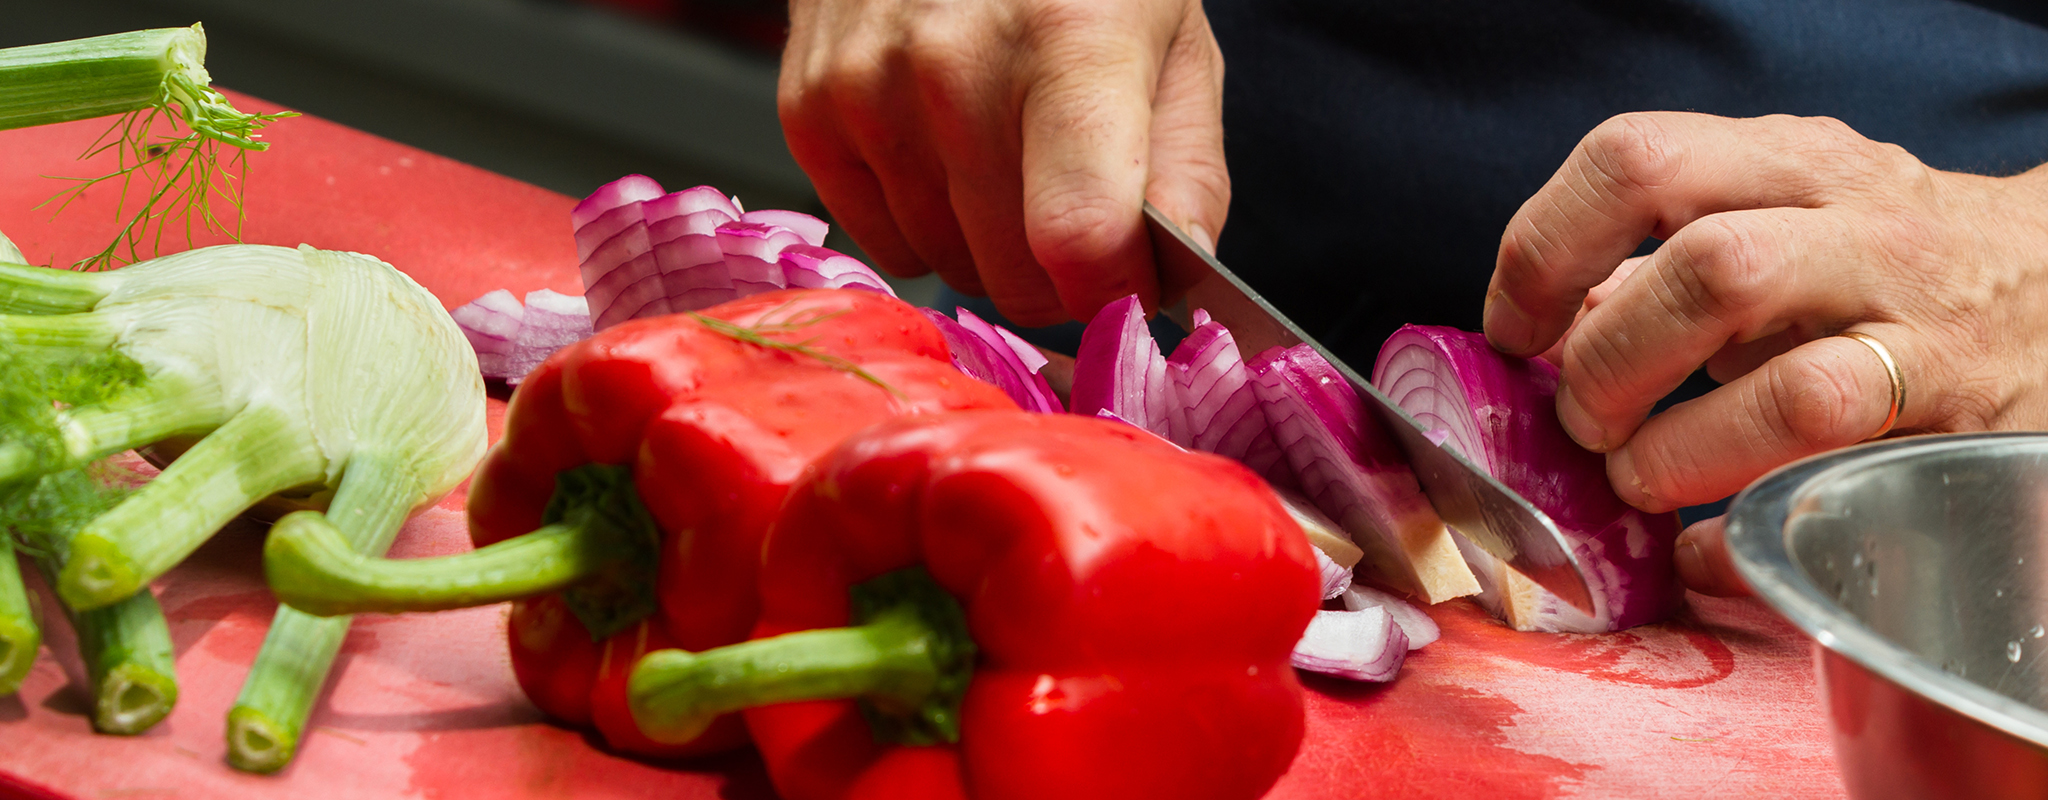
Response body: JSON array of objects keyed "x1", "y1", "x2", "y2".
[
  {"x1": 465, "y1": 289, "x2": 1017, "y2": 756},
  {"x1": 745, "y1": 411, "x2": 1320, "y2": 800}
]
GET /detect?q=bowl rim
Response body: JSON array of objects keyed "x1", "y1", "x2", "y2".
[{"x1": 1727, "y1": 431, "x2": 2048, "y2": 748}]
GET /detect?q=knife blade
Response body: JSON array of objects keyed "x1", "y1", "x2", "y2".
[{"x1": 1143, "y1": 202, "x2": 1596, "y2": 615}]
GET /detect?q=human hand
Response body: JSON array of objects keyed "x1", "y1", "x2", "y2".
[
  {"x1": 1484, "y1": 112, "x2": 2048, "y2": 591},
  {"x1": 779, "y1": 0, "x2": 1229, "y2": 326}
]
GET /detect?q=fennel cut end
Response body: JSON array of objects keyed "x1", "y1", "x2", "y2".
[
  {"x1": 56, "y1": 534, "x2": 142, "y2": 612},
  {"x1": 94, "y1": 663, "x2": 177, "y2": 735},
  {"x1": 0, "y1": 617, "x2": 41, "y2": 695},
  {"x1": 225, "y1": 706, "x2": 296, "y2": 773}
]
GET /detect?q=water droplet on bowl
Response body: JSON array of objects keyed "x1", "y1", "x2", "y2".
[
  {"x1": 2009, "y1": 641, "x2": 2024, "y2": 663},
  {"x1": 2031, "y1": 624, "x2": 2044, "y2": 639}
]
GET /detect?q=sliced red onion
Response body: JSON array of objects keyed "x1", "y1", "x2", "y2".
[
  {"x1": 1313, "y1": 548, "x2": 1351, "y2": 601},
  {"x1": 780, "y1": 244, "x2": 894, "y2": 295},
  {"x1": 919, "y1": 307, "x2": 1063, "y2": 413},
  {"x1": 1069, "y1": 295, "x2": 1177, "y2": 440},
  {"x1": 1291, "y1": 606, "x2": 1407, "y2": 682},
  {"x1": 1248, "y1": 344, "x2": 1478, "y2": 604},
  {"x1": 1165, "y1": 309, "x2": 1295, "y2": 489},
  {"x1": 715, "y1": 221, "x2": 804, "y2": 298},
  {"x1": 1341, "y1": 583, "x2": 1440, "y2": 650},
  {"x1": 501, "y1": 289, "x2": 593, "y2": 386},
  {"x1": 570, "y1": 174, "x2": 664, "y2": 234},
  {"x1": 574, "y1": 177, "x2": 895, "y2": 329},
  {"x1": 739, "y1": 209, "x2": 828, "y2": 246},
  {"x1": 450, "y1": 289, "x2": 524, "y2": 377},
  {"x1": 1371, "y1": 325, "x2": 1681, "y2": 632}
]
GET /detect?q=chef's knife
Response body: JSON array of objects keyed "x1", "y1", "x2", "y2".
[{"x1": 1144, "y1": 202, "x2": 1596, "y2": 615}]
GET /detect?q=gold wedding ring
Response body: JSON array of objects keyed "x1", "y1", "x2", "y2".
[{"x1": 1838, "y1": 331, "x2": 1905, "y2": 440}]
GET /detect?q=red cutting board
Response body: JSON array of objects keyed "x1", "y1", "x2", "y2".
[{"x1": 0, "y1": 95, "x2": 1847, "y2": 800}]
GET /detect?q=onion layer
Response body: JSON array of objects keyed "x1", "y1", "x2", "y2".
[
  {"x1": 1291, "y1": 607, "x2": 1407, "y2": 682},
  {"x1": 920, "y1": 307, "x2": 1063, "y2": 413},
  {"x1": 1371, "y1": 325, "x2": 1681, "y2": 632}
]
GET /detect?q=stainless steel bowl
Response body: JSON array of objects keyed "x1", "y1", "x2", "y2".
[{"x1": 1727, "y1": 432, "x2": 2048, "y2": 800}]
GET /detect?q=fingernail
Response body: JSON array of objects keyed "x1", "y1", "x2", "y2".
[
  {"x1": 1186, "y1": 222, "x2": 1215, "y2": 256},
  {"x1": 1483, "y1": 290, "x2": 1536, "y2": 355},
  {"x1": 1608, "y1": 445, "x2": 1657, "y2": 509},
  {"x1": 1673, "y1": 529, "x2": 1708, "y2": 588},
  {"x1": 1555, "y1": 384, "x2": 1609, "y2": 452}
]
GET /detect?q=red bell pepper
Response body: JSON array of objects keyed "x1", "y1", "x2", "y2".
[
  {"x1": 263, "y1": 288, "x2": 1016, "y2": 756},
  {"x1": 628, "y1": 411, "x2": 1320, "y2": 799}
]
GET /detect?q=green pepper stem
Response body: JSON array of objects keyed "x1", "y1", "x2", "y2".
[
  {"x1": 228, "y1": 453, "x2": 417, "y2": 774},
  {"x1": 0, "y1": 541, "x2": 40, "y2": 696},
  {"x1": 58, "y1": 401, "x2": 319, "y2": 610},
  {"x1": 267, "y1": 516, "x2": 614, "y2": 617},
  {"x1": 0, "y1": 262, "x2": 116, "y2": 314},
  {"x1": 628, "y1": 607, "x2": 942, "y2": 745}
]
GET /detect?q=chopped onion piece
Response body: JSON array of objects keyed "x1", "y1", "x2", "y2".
[
  {"x1": 1371, "y1": 325, "x2": 1681, "y2": 632},
  {"x1": 1249, "y1": 344, "x2": 1477, "y2": 604},
  {"x1": 501, "y1": 290, "x2": 593, "y2": 386},
  {"x1": 1277, "y1": 488, "x2": 1362, "y2": 569},
  {"x1": 1069, "y1": 295, "x2": 1176, "y2": 440},
  {"x1": 780, "y1": 244, "x2": 894, "y2": 294},
  {"x1": 739, "y1": 209, "x2": 829, "y2": 246},
  {"x1": 573, "y1": 177, "x2": 894, "y2": 328},
  {"x1": 1291, "y1": 607, "x2": 1407, "y2": 682},
  {"x1": 1341, "y1": 583, "x2": 1440, "y2": 650},
  {"x1": 920, "y1": 307, "x2": 1063, "y2": 413},
  {"x1": 1314, "y1": 548, "x2": 1352, "y2": 601},
  {"x1": 1165, "y1": 310, "x2": 1295, "y2": 488},
  {"x1": 450, "y1": 289, "x2": 523, "y2": 377}
]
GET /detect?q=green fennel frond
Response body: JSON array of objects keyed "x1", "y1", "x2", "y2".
[{"x1": 689, "y1": 309, "x2": 905, "y2": 398}]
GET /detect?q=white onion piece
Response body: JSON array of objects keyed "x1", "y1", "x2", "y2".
[
  {"x1": 1291, "y1": 607, "x2": 1407, "y2": 682},
  {"x1": 739, "y1": 209, "x2": 829, "y2": 246},
  {"x1": 450, "y1": 289, "x2": 524, "y2": 377},
  {"x1": 1371, "y1": 325, "x2": 1681, "y2": 632},
  {"x1": 1069, "y1": 295, "x2": 1176, "y2": 440},
  {"x1": 920, "y1": 307, "x2": 1063, "y2": 413},
  {"x1": 1249, "y1": 344, "x2": 1478, "y2": 604},
  {"x1": 1340, "y1": 583, "x2": 1440, "y2": 650}
]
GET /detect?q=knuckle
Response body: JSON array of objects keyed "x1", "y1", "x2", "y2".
[
  {"x1": 1769, "y1": 353, "x2": 1864, "y2": 452},
  {"x1": 1664, "y1": 217, "x2": 1777, "y2": 329},
  {"x1": 1582, "y1": 112, "x2": 1687, "y2": 197}
]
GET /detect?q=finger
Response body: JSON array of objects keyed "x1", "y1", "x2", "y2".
[
  {"x1": 914, "y1": 5, "x2": 1063, "y2": 322},
  {"x1": 1607, "y1": 328, "x2": 1916, "y2": 512},
  {"x1": 1142, "y1": 2, "x2": 1229, "y2": 303},
  {"x1": 1017, "y1": 2, "x2": 1181, "y2": 323},
  {"x1": 779, "y1": 30, "x2": 947, "y2": 286},
  {"x1": 1554, "y1": 207, "x2": 1872, "y2": 451},
  {"x1": 1705, "y1": 328, "x2": 1802, "y2": 384},
  {"x1": 823, "y1": 16, "x2": 985, "y2": 293},
  {"x1": 1536, "y1": 254, "x2": 1646, "y2": 366},
  {"x1": 1673, "y1": 515, "x2": 1749, "y2": 597},
  {"x1": 1487, "y1": 112, "x2": 1871, "y2": 357}
]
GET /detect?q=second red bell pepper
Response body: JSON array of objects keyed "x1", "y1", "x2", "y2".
[{"x1": 627, "y1": 410, "x2": 1320, "y2": 800}]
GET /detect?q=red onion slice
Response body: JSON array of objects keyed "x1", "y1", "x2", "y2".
[
  {"x1": 1069, "y1": 295, "x2": 1176, "y2": 440},
  {"x1": 920, "y1": 307, "x2": 1063, "y2": 413},
  {"x1": 1291, "y1": 606, "x2": 1408, "y2": 682},
  {"x1": 1340, "y1": 583, "x2": 1440, "y2": 650},
  {"x1": 570, "y1": 174, "x2": 664, "y2": 231},
  {"x1": 504, "y1": 290, "x2": 593, "y2": 385},
  {"x1": 1371, "y1": 325, "x2": 1681, "y2": 632},
  {"x1": 739, "y1": 209, "x2": 829, "y2": 246},
  {"x1": 1249, "y1": 344, "x2": 1478, "y2": 604},
  {"x1": 450, "y1": 289, "x2": 524, "y2": 377},
  {"x1": 715, "y1": 221, "x2": 804, "y2": 298},
  {"x1": 1165, "y1": 309, "x2": 1295, "y2": 488},
  {"x1": 780, "y1": 244, "x2": 894, "y2": 295},
  {"x1": 1313, "y1": 548, "x2": 1352, "y2": 600}
]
